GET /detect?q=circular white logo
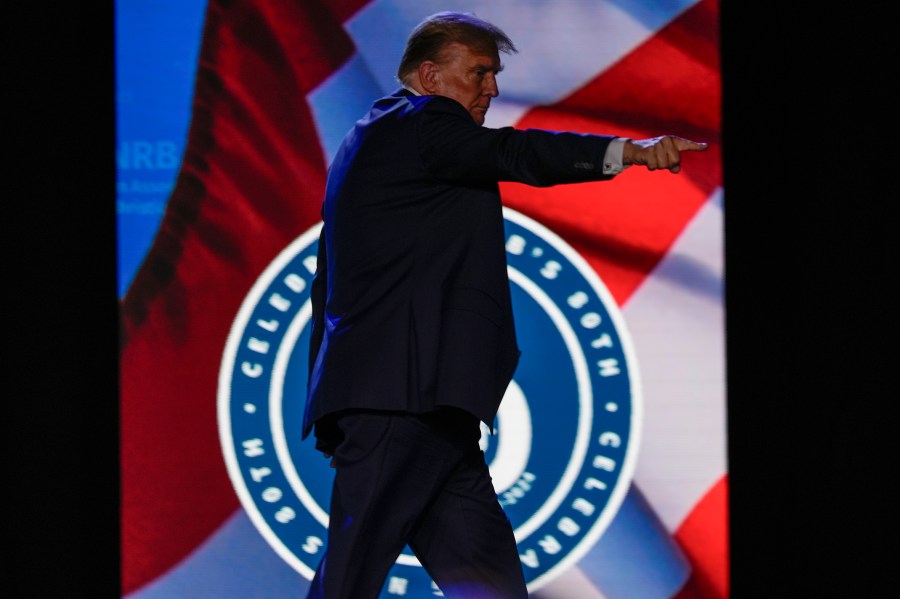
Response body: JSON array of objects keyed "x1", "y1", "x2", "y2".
[{"x1": 218, "y1": 207, "x2": 641, "y2": 595}]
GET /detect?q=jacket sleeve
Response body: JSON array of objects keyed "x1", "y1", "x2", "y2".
[{"x1": 415, "y1": 96, "x2": 618, "y2": 187}]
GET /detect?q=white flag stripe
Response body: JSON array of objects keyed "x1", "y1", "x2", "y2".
[
  {"x1": 623, "y1": 190, "x2": 727, "y2": 532},
  {"x1": 308, "y1": 53, "x2": 385, "y2": 165},
  {"x1": 533, "y1": 564, "x2": 610, "y2": 599},
  {"x1": 346, "y1": 0, "x2": 698, "y2": 108}
]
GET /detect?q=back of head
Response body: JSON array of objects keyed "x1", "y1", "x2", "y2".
[{"x1": 396, "y1": 11, "x2": 517, "y2": 84}]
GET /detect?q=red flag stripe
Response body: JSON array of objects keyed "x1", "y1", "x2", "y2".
[
  {"x1": 672, "y1": 476, "x2": 730, "y2": 599},
  {"x1": 120, "y1": 1, "x2": 355, "y2": 592},
  {"x1": 502, "y1": 0, "x2": 721, "y2": 306}
]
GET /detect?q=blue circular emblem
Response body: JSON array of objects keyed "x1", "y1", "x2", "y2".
[{"x1": 218, "y1": 207, "x2": 641, "y2": 595}]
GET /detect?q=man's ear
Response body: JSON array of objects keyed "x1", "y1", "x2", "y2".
[{"x1": 418, "y1": 61, "x2": 441, "y2": 94}]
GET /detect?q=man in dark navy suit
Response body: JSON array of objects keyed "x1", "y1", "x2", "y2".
[{"x1": 303, "y1": 11, "x2": 707, "y2": 599}]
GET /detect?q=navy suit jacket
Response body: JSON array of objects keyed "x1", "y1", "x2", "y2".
[{"x1": 303, "y1": 89, "x2": 616, "y2": 443}]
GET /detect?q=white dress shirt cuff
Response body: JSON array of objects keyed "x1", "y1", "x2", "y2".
[{"x1": 603, "y1": 138, "x2": 631, "y2": 175}]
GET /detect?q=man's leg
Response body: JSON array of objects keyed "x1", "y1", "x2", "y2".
[
  {"x1": 409, "y1": 421, "x2": 528, "y2": 599},
  {"x1": 306, "y1": 410, "x2": 456, "y2": 599}
]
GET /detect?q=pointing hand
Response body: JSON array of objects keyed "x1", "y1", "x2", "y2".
[{"x1": 624, "y1": 136, "x2": 708, "y2": 174}]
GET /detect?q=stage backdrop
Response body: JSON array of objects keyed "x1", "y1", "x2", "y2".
[{"x1": 117, "y1": 1, "x2": 725, "y2": 598}]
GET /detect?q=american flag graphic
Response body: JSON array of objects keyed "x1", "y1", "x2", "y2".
[{"x1": 119, "y1": 1, "x2": 724, "y2": 597}]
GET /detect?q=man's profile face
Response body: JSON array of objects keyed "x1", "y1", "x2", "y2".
[{"x1": 432, "y1": 42, "x2": 502, "y2": 125}]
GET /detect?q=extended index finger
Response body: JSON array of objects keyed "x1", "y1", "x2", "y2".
[{"x1": 674, "y1": 137, "x2": 709, "y2": 152}]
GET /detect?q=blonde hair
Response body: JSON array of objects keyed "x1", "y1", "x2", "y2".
[{"x1": 397, "y1": 11, "x2": 517, "y2": 84}]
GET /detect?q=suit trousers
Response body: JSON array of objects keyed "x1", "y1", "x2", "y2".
[{"x1": 305, "y1": 408, "x2": 528, "y2": 599}]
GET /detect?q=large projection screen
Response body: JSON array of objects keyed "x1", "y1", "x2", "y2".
[{"x1": 117, "y1": 1, "x2": 725, "y2": 598}]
